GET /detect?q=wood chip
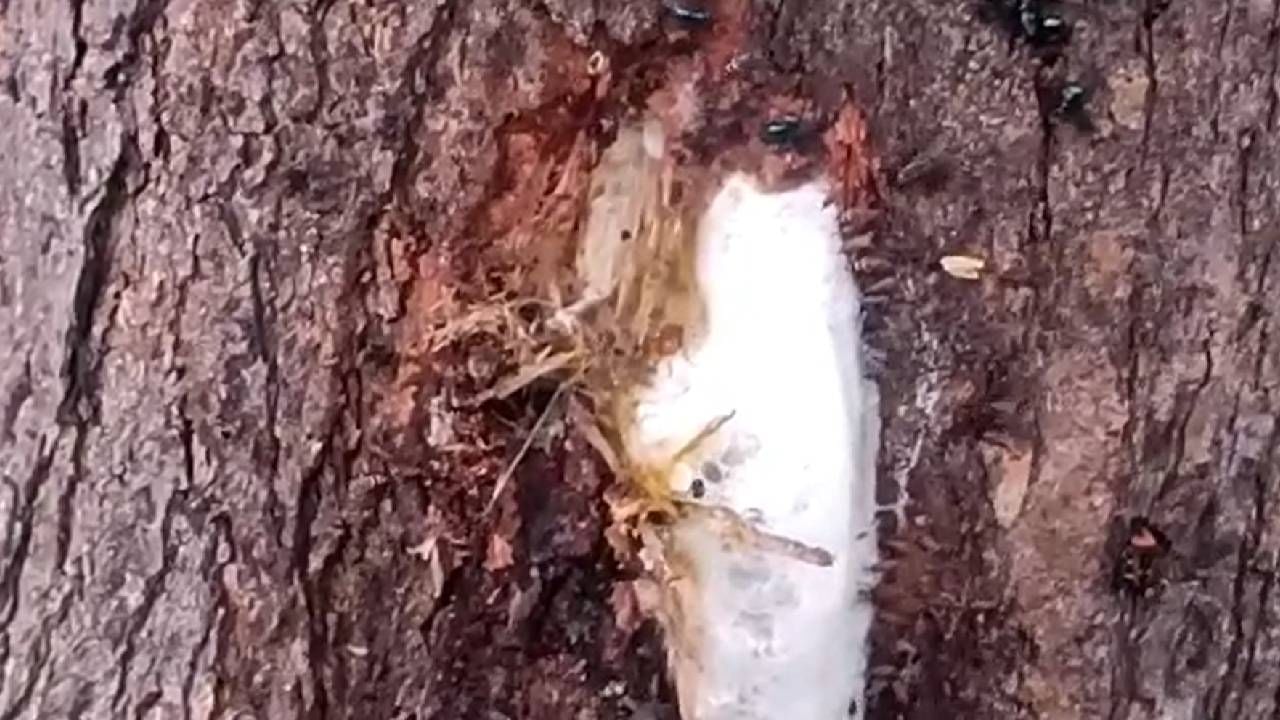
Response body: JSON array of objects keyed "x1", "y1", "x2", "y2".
[
  {"x1": 484, "y1": 533, "x2": 515, "y2": 571},
  {"x1": 940, "y1": 254, "x2": 986, "y2": 280}
]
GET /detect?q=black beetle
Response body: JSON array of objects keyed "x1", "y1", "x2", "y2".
[
  {"x1": 663, "y1": 0, "x2": 712, "y2": 25},
  {"x1": 761, "y1": 117, "x2": 804, "y2": 146}
]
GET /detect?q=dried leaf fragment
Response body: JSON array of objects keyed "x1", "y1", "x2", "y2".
[
  {"x1": 568, "y1": 394, "x2": 621, "y2": 475},
  {"x1": 469, "y1": 349, "x2": 581, "y2": 406}
]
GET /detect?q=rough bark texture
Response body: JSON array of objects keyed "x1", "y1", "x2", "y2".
[{"x1": 0, "y1": 1, "x2": 1276, "y2": 719}]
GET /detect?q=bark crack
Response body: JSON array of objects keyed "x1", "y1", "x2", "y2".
[
  {"x1": 301, "y1": 0, "x2": 337, "y2": 124},
  {"x1": 0, "y1": 570, "x2": 78, "y2": 720},
  {"x1": 202, "y1": 513, "x2": 236, "y2": 720},
  {"x1": 65, "y1": 0, "x2": 88, "y2": 87},
  {"x1": 1267, "y1": 0, "x2": 1280, "y2": 130},
  {"x1": 1237, "y1": 128, "x2": 1255, "y2": 239},
  {"x1": 1210, "y1": 404, "x2": 1277, "y2": 720},
  {"x1": 1208, "y1": 0, "x2": 1238, "y2": 142},
  {"x1": 1154, "y1": 332, "x2": 1215, "y2": 504},
  {"x1": 1, "y1": 354, "x2": 32, "y2": 443},
  {"x1": 109, "y1": 485, "x2": 186, "y2": 713},
  {"x1": 1137, "y1": 0, "x2": 1165, "y2": 165},
  {"x1": 386, "y1": 0, "x2": 460, "y2": 212},
  {"x1": 59, "y1": 97, "x2": 82, "y2": 199},
  {"x1": 1249, "y1": 229, "x2": 1277, "y2": 390},
  {"x1": 249, "y1": 251, "x2": 285, "y2": 545},
  {"x1": 0, "y1": 436, "x2": 57, "y2": 649},
  {"x1": 102, "y1": 0, "x2": 170, "y2": 97},
  {"x1": 57, "y1": 133, "x2": 139, "y2": 427},
  {"x1": 293, "y1": 414, "x2": 341, "y2": 720}
]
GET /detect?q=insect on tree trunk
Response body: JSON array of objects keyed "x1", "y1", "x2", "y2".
[{"x1": 1, "y1": 0, "x2": 1277, "y2": 718}]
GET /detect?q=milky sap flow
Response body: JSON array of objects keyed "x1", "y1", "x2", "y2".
[{"x1": 629, "y1": 174, "x2": 880, "y2": 720}]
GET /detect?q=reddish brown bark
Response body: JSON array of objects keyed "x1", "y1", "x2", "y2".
[{"x1": 1, "y1": 1, "x2": 1277, "y2": 718}]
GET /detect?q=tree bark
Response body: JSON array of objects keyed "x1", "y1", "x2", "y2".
[{"x1": 0, "y1": 1, "x2": 1276, "y2": 719}]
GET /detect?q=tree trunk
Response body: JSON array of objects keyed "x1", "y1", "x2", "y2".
[{"x1": 0, "y1": 1, "x2": 1275, "y2": 719}]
